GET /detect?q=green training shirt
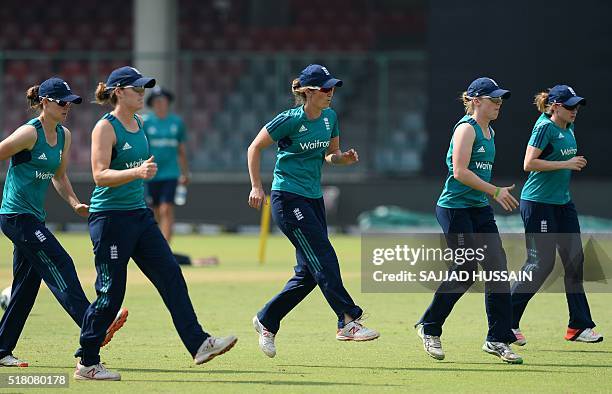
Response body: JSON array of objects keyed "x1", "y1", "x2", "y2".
[
  {"x1": 89, "y1": 113, "x2": 149, "y2": 212},
  {"x1": 143, "y1": 112, "x2": 186, "y2": 181},
  {"x1": 0, "y1": 118, "x2": 65, "y2": 222},
  {"x1": 266, "y1": 106, "x2": 339, "y2": 199},
  {"x1": 437, "y1": 115, "x2": 496, "y2": 209},
  {"x1": 521, "y1": 113, "x2": 577, "y2": 205}
]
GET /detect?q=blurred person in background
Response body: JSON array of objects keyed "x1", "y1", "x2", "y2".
[
  {"x1": 0, "y1": 77, "x2": 127, "y2": 368},
  {"x1": 143, "y1": 87, "x2": 218, "y2": 266},
  {"x1": 510, "y1": 85, "x2": 602, "y2": 345},
  {"x1": 75, "y1": 66, "x2": 236, "y2": 381},
  {"x1": 415, "y1": 77, "x2": 523, "y2": 364},
  {"x1": 247, "y1": 64, "x2": 380, "y2": 359}
]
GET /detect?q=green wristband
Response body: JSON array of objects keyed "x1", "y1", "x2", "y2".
[{"x1": 494, "y1": 187, "x2": 501, "y2": 199}]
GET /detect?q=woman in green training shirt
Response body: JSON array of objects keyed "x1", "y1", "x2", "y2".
[{"x1": 511, "y1": 85, "x2": 602, "y2": 345}]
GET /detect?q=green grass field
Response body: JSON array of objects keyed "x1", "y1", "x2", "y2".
[{"x1": 0, "y1": 234, "x2": 610, "y2": 393}]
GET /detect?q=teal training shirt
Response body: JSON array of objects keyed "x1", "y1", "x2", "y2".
[
  {"x1": 437, "y1": 115, "x2": 496, "y2": 209},
  {"x1": 89, "y1": 113, "x2": 149, "y2": 212},
  {"x1": 0, "y1": 118, "x2": 65, "y2": 222},
  {"x1": 142, "y1": 112, "x2": 186, "y2": 181},
  {"x1": 267, "y1": 106, "x2": 339, "y2": 199},
  {"x1": 521, "y1": 113, "x2": 576, "y2": 205}
]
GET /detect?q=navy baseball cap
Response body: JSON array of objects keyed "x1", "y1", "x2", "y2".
[
  {"x1": 39, "y1": 77, "x2": 82, "y2": 104},
  {"x1": 467, "y1": 77, "x2": 511, "y2": 99},
  {"x1": 298, "y1": 64, "x2": 343, "y2": 89},
  {"x1": 548, "y1": 85, "x2": 586, "y2": 106},
  {"x1": 146, "y1": 86, "x2": 174, "y2": 107},
  {"x1": 105, "y1": 66, "x2": 156, "y2": 90}
]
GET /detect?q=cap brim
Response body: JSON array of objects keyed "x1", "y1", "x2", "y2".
[
  {"x1": 321, "y1": 78, "x2": 343, "y2": 89},
  {"x1": 60, "y1": 94, "x2": 82, "y2": 104},
  {"x1": 488, "y1": 89, "x2": 511, "y2": 99},
  {"x1": 132, "y1": 77, "x2": 156, "y2": 88},
  {"x1": 564, "y1": 96, "x2": 586, "y2": 106}
]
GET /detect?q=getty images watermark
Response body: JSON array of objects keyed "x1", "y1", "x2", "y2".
[{"x1": 361, "y1": 233, "x2": 612, "y2": 293}]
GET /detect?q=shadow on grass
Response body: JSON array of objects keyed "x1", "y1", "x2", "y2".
[
  {"x1": 126, "y1": 379, "x2": 402, "y2": 387},
  {"x1": 459, "y1": 361, "x2": 611, "y2": 369},
  {"x1": 537, "y1": 349, "x2": 612, "y2": 355},
  {"x1": 36, "y1": 366, "x2": 303, "y2": 375},
  {"x1": 278, "y1": 363, "x2": 569, "y2": 374}
]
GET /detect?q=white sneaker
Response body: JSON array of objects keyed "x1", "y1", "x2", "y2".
[
  {"x1": 566, "y1": 327, "x2": 604, "y2": 343},
  {"x1": 482, "y1": 341, "x2": 523, "y2": 364},
  {"x1": 194, "y1": 335, "x2": 238, "y2": 365},
  {"x1": 416, "y1": 324, "x2": 445, "y2": 360},
  {"x1": 336, "y1": 318, "x2": 380, "y2": 341},
  {"x1": 512, "y1": 328, "x2": 527, "y2": 346},
  {"x1": 252, "y1": 315, "x2": 276, "y2": 358},
  {"x1": 74, "y1": 362, "x2": 121, "y2": 381},
  {"x1": 0, "y1": 354, "x2": 28, "y2": 367}
]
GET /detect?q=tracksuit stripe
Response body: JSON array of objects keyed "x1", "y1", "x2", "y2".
[
  {"x1": 266, "y1": 116, "x2": 290, "y2": 132},
  {"x1": 36, "y1": 251, "x2": 67, "y2": 291},
  {"x1": 97, "y1": 264, "x2": 111, "y2": 310},
  {"x1": 294, "y1": 229, "x2": 323, "y2": 271},
  {"x1": 296, "y1": 229, "x2": 323, "y2": 271},
  {"x1": 533, "y1": 124, "x2": 549, "y2": 148},
  {"x1": 292, "y1": 230, "x2": 319, "y2": 271}
]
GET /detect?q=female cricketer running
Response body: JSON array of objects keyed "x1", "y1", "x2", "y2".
[
  {"x1": 415, "y1": 77, "x2": 523, "y2": 364},
  {"x1": 511, "y1": 85, "x2": 603, "y2": 345},
  {"x1": 247, "y1": 64, "x2": 379, "y2": 359},
  {"x1": 0, "y1": 77, "x2": 127, "y2": 367},
  {"x1": 74, "y1": 66, "x2": 236, "y2": 381}
]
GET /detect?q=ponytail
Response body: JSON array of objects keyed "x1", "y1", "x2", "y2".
[
  {"x1": 291, "y1": 78, "x2": 307, "y2": 106},
  {"x1": 26, "y1": 85, "x2": 43, "y2": 111},
  {"x1": 95, "y1": 82, "x2": 117, "y2": 106},
  {"x1": 534, "y1": 91, "x2": 551, "y2": 113},
  {"x1": 460, "y1": 91, "x2": 474, "y2": 115}
]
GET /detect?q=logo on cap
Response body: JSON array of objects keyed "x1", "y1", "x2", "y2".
[
  {"x1": 488, "y1": 78, "x2": 499, "y2": 87},
  {"x1": 567, "y1": 86, "x2": 576, "y2": 96},
  {"x1": 321, "y1": 66, "x2": 330, "y2": 76}
]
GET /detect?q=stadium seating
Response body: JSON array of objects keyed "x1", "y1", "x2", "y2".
[{"x1": 0, "y1": 0, "x2": 427, "y2": 173}]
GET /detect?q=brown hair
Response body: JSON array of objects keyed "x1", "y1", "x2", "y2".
[
  {"x1": 95, "y1": 82, "x2": 118, "y2": 106},
  {"x1": 460, "y1": 91, "x2": 475, "y2": 115},
  {"x1": 26, "y1": 85, "x2": 43, "y2": 111},
  {"x1": 534, "y1": 90, "x2": 551, "y2": 114},
  {"x1": 291, "y1": 78, "x2": 307, "y2": 106}
]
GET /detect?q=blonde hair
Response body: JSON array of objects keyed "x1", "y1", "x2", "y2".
[
  {"x1": 291, "y1": 78, "x2": 308, "y2": 106},
  {"x1": 95, "y1": 82, "x2": 118, "y2": 106},
  {"x1": 460, "y1": 91, "x2": 475, "y2": 115},
  {"x1": 534, "y1": 91, "x2": 552, "y2": 114},
  {"x1": 26, "y1": 85, "x2": 43, "y2": 111}
]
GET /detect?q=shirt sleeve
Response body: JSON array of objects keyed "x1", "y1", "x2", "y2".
[
  {"x1": 265, "y1": 113, "x2": 294, "y2": 141},
  {"x1": 528, "y1": 123, "x2": 551, "y2": 150}
]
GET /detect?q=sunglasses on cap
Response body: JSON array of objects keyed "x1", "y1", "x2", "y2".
[
  {"x1": 42, "y1": 97, "x2": 69, "y2": 107},
  {"x1": 309, "y1": 86, "x2": 334, "y2": 94},
  {"x1": 120, "y1": 86, "x2": 146, "y2": 94},
  {"x1": 481, "y1": 96, "x2": 503, "y2": 104},
  {"x1": 561, "y1": 103, "x2": 579, "y2": 111}
]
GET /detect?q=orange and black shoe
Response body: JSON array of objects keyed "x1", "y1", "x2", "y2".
[
  {"x1": 565, "y1": 327, "x2": 603, "y2": 343},
  {"x1": 101, "y1": 308, "x2": 129, "y2": 347}
]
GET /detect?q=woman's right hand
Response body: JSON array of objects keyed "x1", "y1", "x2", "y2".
[
  {"x1": 249, "y1": 186, "x2": 266, "y2": 210},
  {"x1": 565, "y1": 156, "x2": 587, "y2": 171},
  {"x1": 493, "y1": 184, "x2": 519, "y2": 211},
  {"x1": 136, "y1": 156, "x2": 158, "y2": 180}
]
